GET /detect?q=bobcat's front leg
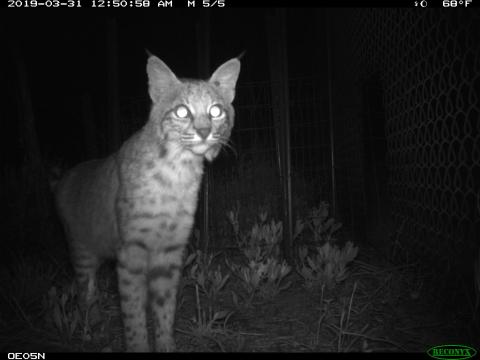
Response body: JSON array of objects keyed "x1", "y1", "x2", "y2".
[
  {"x1": 117, "y1": 242, "x2": 149, "y2": 352},
  {"x1": 147, "y1": 245, "x2": 185, "y2": 352}
]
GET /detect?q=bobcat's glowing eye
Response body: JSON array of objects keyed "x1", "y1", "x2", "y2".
[
  {"x1": 209, "y1": 104, "x2": 224, "y2": 118},
  {"x1": 174, "y1": 105, "x2": 190, "y2": 119}
]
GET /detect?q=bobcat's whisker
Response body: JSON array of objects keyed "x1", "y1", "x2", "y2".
[{"x1": 217, "y1": 137, "x2": 238, "y2": 157}]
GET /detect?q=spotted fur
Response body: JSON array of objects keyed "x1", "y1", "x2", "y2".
[{"x1": 55, "y1": 55, "x2": 241, "y2": 352}]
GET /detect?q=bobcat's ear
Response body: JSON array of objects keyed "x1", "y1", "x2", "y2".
[
  {"x1": 147, "y1": 55, "x2": 180, "y2": 103},
  {"x1": 209, "y1": 58, "x2": 241, "y2": 104}
]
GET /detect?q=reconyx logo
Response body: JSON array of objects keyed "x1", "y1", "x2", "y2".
[{"x1": 427, "y1": 344, "x2": 477, "y2": 360}]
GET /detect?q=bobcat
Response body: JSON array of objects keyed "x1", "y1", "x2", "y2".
[{"x1": 55, "y1": 54, "x2": 241, "y2": 352}]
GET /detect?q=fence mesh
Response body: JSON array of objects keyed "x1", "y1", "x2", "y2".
[{"x1": 338, "y1": 9, "x2": 480, "y2": 293}]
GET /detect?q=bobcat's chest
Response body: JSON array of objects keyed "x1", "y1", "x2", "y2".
[
  {"x1": 138, "y1": 151, "x2": 202, "y2": 203},
  {"x1": 116, "y1": 150, "x2": 204, "y2": 249}
]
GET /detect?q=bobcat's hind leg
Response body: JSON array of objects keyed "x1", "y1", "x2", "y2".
[{"x1": 70, "y1": 243, "x2": 101, "y2": 310}]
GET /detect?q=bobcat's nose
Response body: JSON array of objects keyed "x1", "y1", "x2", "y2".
[{"x1": 196, "y1": 127, "x2": 211, "y2": 140}]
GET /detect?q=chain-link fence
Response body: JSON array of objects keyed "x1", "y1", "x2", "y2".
[{"x1": 332, "y1": 9, "x2": 480, "y2": 298}]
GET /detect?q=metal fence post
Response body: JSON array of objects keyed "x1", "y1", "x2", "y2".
[{"x1": 267, "y1": 9, "x2": 293, "y2": 263}]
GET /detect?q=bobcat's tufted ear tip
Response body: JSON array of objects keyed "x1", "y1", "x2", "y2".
[{"x1": 236, "y1": 50, "x2": 246, "y2": 61}]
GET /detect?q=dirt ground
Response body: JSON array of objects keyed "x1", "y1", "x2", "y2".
[{"x1": 3, "y1": 240, "x2": 476, "y2": 353}]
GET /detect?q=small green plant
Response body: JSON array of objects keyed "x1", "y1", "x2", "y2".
[
  {"x1": 248, "y1": 216, "x2": 283, "y2": 260},
  {"x1": 302, "y1": 201, "x2": 342, "y2": 245},
  {"x1": 228, "y1": 257, "x2": 291, "y2": 304},
  {"x1": 184, "y1": 285, "x2": 234, "y2": 351},
  {"x1": 227, "y1": 210, "x2": 291, "y2": 304},
  {"x1": 227, "y1": 209, "x2": 283, "y2": 262},
  {"x1": 297, "y1": 242, "x2": 359, "y2": 290},
  {"x1": 42, "y1": 285, "x2": 83, "y2": 343},
  {"x1": 187, "y1": 250, "x2": 230, "y2": 305}
]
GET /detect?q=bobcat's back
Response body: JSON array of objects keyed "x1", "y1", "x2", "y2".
[{"x1": 56, "y1": 156, "x2": 119, "y2": 258}]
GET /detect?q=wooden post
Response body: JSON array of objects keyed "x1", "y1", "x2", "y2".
[
  {"x1": 326, "y1": 9, "x2": 337, "y2": 218},
  {"x1": 267, "y1": 9, "x2": 293, "y2": 263},
  {"x1": 81, "y1": 93, "x2": 98, "y2": 159},
  {"x1": 12, "y1": 47, "x2": 42, "y2": 173},
  {"x1": 11, "y1": 41, "x2": 49, "y2": 219},
  {"x1": 107, "y1": 17, "x2": 120, "y2": 152},
  {"x1": 197, "y1": 11, "x2": 211, "y2": 253}
]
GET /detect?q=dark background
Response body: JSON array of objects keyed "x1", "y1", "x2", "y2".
[{"x1": 2, "y1": 9, "x2": 326, "y2": 166}]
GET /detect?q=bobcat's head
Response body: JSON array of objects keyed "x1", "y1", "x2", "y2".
[{"x1": 147, "y1": 55, "x2": 241, "y2": 162}]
